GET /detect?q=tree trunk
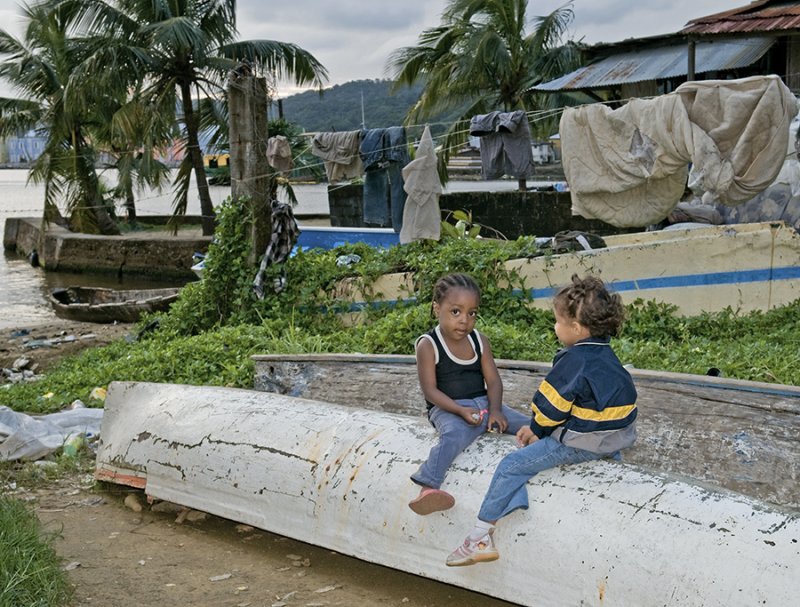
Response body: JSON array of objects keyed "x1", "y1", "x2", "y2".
[
  {"x1": 228, "y1": 73, "x2": 271, "y2": 264},
  {"x1": 180, "y1": 82, "x2": 216, "y2": 236}
]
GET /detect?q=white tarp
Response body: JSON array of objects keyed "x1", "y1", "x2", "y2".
[
  {"x1": 0, "y1": 405, "x2": 103, "y2": 461},
  {"x1": 560, "y1": 75, "x2": 799, "y2": 227}
]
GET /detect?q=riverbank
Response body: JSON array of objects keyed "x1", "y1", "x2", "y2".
[
  {"x1": 1, "y1": 320, "x2": 133, "y2": 382},
  {"x1": 1, "y1": 321, "x2": 518, "y2": 607}
]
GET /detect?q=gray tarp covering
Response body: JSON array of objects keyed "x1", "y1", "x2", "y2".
[
  {"x1": 0, "y1": 405, "x2": 103, "y2": 461},
  {"x1": 560, "y1": 75, "x2": 798, "y2": 227}
]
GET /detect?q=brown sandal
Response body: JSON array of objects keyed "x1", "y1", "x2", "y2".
[{"x1": 408, "y1": 488, "x2": 455, "y2": 515}]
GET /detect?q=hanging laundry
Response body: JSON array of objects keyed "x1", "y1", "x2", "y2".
[
  {"x1": 310, "y1": 131, "x2": 363, "y2": 183},
  {"x1": 360, "y1": 126, "x2": 410, "y2": 231},
  {"x1": 266, "y1": 135, "x2": 293, "y2": 173},
  {"x1": 400, "y1": 125, "x2": 442, "y2": 244},
  {"x1": 469, "y1": 110, "x2": 535, "y2": 180},
  {"x1": 252, "y1": 200, "x2": 300, "y2": 299},
  {"x1": 559, "y1": 74, "x2": 797, "y2": 227}
]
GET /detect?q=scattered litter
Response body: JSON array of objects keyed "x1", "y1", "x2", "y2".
[
  {"x1": 276, "y1": 567, "x2": 291, "y2": 572},
  {"x1": 89, "y1": 387, "x2": 107, "y2": 401},
  {"x1": 0, "y1": 405, "x2": 103, "y2": 461},
  {"x1": 165, "y1": 584, "x2": 176, "y2": 587},
  {"x1": 280, "y1": 591, "x2": 297, "y2": 601},
  {"x1": 138, "y1": 560, "x2": 146, "y2": 566},
  {"x1": 335, "y1": 253, "x2": 361, "y2": 267},
  {"x1": 236, "y1": 524, "x2": 255, "y2": 533},
  {"x1": 63, "y1": 561, "x2": 81, "y2": 571},
  {"x1": 236, "y1": 586, "x2": 249, "y2": 592},
  {"x1": 12, "y1": 357, "x2": 30, "y2": 370},
  {"x1": 271, "y1": 602, "x2": 287, "y2": 607},
  {"x1": 314, "y1": 585, "x2": 340, "y2": 594},
  {"x1": 209, "y1": 573, "x2": 232, "y2": 582},
  {"x1": 286, "y1": 554, "x2": 303, "y2": 561}
]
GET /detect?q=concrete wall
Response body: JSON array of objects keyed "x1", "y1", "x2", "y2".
[{"x1": 4, "y1": 217, "x2": 210, "y2": 278}]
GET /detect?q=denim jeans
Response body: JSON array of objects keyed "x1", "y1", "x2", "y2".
[
  {"x1": 411, "y1": 396, "x2": 530, "y2": 490},
  {"x1": 477, "y1": 436, "x2": 613, "y2": 522}
]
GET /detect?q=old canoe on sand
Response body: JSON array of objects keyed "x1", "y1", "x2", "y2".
[
  {"x1": 49, "y1": 286, "x2": 180, "y2": 323},
  {"x1": 95, "y1": 356, "x2": 799, "y2": 606}
]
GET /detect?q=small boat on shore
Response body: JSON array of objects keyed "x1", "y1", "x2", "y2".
[
  {"x1": 95, "y1": 354, "x2": 799, "y2": 606},
  {"x1": 48, "y1": 286, "x2": 181, "y2": 323}
]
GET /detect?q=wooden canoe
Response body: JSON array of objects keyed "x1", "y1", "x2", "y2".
[
  {"x1": 94, "y1": 356, "x2": 799, "y2": 606},
  {"x1": 49, "y1": 286, "x2": 180, "y2": 323}
]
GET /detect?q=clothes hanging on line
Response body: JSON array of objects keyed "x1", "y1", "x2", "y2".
[
  {"x1": 310, "y1": 131, "x2": 363, "y2": 183},
  {"x1": 266, "y1": 135, "x2": 293, "y2": 173},
  {"x1": 252, "y1": 200, "x2": 301, "y2": 299},
  {"x1": 400, "y1": 125, "x2": 442, "y2": 244},
  {"x1": 360, "y1": 126, "x2": 410, "y2": 231},
  {"x1": 559, "y1": 74, "x2": 797, "y2": 227},
  {"x1": 469, "y1": 110, "x2": 535, "y2": 180}
]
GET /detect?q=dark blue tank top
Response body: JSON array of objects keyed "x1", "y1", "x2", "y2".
[{"x1": 421, "y1": 327, "x2": 487, "y2": 409}]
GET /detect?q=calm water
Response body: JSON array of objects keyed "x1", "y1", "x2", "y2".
[{"x1": 0, "y1": 169, "x2": 526, "y2": 329}]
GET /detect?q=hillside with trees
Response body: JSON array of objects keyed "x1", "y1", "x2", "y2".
[{"x1": 276, "y1": 79, "x2": 461, "y2": 137}]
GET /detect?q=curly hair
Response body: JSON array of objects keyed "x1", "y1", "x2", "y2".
[{"x1": 553, "y1": 274, "x2": 625, "y2": 337}]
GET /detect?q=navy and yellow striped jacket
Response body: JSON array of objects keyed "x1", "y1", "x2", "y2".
[{"x1": 530, "y1": 337, "x2": 638, "y2": 454}]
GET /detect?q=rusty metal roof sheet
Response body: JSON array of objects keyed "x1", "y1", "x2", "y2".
[
  {"x1": 683, "y1": 1, "x2": 800, "y2": 34},
  {"x1": 532, "y1": 37, "x2": 774, "y2": 92}
]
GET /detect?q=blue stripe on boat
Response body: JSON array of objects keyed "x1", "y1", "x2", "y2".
[{"x1": 345, "y1": 266, "x2": 800, "y2": 311}]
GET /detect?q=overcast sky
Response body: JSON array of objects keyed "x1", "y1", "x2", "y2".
[{"x1": 0, "y1": 0, "x2": 741, "y2": 98}]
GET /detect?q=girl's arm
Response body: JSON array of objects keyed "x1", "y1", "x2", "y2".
[
  {"x1": 479, "y1": 334, "x2": 508, "y2": 431},
  {"x1": 416, "y1": 338, "x2": 480, "y2": 424}
]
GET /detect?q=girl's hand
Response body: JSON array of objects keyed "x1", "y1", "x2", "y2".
[
  {"x1": 516, "y1": 426, "x2": 538, "y2": 447},
  {"x1": 486, "y1": 412, "x2": 508, "y2": 433},
  {"x1": 462, "y1": 409, "x2": 482, "y2": 425}
]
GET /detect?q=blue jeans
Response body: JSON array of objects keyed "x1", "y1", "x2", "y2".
[
  {"x1": 477, "y1": 436, "x2": 615, "y2": 522},
  {"x1": 411, "y1": 396, "x2": 530, "y2": 490}
]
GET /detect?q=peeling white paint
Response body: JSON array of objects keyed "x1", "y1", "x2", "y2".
[{"x1": 97, "y1": 381, "x2": 799, "y2": 607}]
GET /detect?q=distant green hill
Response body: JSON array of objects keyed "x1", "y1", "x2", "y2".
[{"x1": 276, "y1": 79, "x2": 460, "y2": 137}]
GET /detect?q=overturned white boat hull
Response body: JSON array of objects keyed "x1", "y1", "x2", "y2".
[{"x1": 96, "y1": 381, "x2": 799, "y2": 607}]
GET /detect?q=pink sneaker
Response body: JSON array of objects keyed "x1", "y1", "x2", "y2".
[
  {"x1": 408, "y1": 488, "x2": 455, "y2": 515},
  {"x1": 446, "y1": 529, "x2": 499, "y2": 566}
]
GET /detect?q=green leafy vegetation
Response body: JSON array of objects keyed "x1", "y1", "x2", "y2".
[
  {"x1": 0, "y1": 495, "x2": 71, "y2": 607},
  {"x1": 2, "y1": 195, "x2": 799, "y2": 414}
]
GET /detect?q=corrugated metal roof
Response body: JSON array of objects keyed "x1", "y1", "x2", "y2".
[
  {"x1": 683, "y1": 1, "x2": 800, "y2": 34},
  {"x1": 532, "y1": 37, "x2": 774, "y2": 92}
]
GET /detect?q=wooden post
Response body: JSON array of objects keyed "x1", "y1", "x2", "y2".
[
  {"x1": 228, "y1": 72, "x2": 271, "y2": 265},
  {"x1": 687, "y1": 38, "x2": 696, "y2": 82}
]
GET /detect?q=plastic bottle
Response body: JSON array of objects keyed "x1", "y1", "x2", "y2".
[{"x1": 62, "y1": 434, "x2": 85, "y2": 457}]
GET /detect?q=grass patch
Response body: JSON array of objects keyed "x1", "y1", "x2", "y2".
[{"x1": 0, "y1": 495, "x2": 72, "y2": 607}]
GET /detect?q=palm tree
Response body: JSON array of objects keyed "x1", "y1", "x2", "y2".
[
  {"x1": 65, "y1": 0, "x2": 328, "y2": 235},
  {"x1": 386, "y1": 0, "x2": 585, "y2": 171},
  {"x1": 0, "y1": 0, "x2": 120, "y2": 235}
]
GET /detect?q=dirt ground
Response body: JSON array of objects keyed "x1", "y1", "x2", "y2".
[{"x1": 3, "y1": 320, "x2": 519, "y2": 607}]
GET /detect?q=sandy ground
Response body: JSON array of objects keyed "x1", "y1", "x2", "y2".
[{"x1": 3, "y1": 320, "x2": 519, "y2": 607}]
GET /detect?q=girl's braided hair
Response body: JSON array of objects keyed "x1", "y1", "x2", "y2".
[
  {"x1": 553, "y1": 274, "x2": 625, "y2": 337},
  {"x1": 431, "y1": 273, "x2": 481, "y2": 315}
]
